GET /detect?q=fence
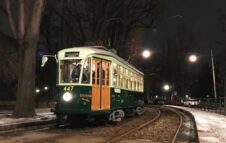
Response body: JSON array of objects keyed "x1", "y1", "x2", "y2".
[{"x1": 181, "y1": 97, "x2": 226, "y2": 115}]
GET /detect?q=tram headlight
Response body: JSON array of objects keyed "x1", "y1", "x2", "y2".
[{"x1": 63, "y1": 92, "x2": 72, "y2": 102}]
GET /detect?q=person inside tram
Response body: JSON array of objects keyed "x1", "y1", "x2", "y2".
[{"x1": 71, "y1": 64, "x2": 81, "y2": 82}]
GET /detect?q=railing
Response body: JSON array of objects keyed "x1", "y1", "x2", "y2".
[{"x1": 181, "y1": 97, "x2": 226, "y2": 115}]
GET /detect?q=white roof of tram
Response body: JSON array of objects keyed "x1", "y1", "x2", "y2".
[{"x1": 57, "y1": 46, "x2": 143, "y2": 75}]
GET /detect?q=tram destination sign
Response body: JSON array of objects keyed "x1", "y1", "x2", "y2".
[{"x1": 65, "y1": 52, "x2": 79, "y2": 57}]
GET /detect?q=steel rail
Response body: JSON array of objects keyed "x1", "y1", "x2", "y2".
[
  {"x1": 164, "y1": 107, "x2": 183, "y2": 143},
  {"x1": 106, "y1": 108, "x2": 161, "y2": 143}
]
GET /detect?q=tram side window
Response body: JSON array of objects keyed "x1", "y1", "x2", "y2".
[
  {"x1": 135, "y1": 75, "x2": 139, "y2": 91},
  {"x1": 113, "y1": 63, "x2": 117, "y2": 86},
  {"x1": 123, "y1": 67, "x2": 126, "y2": 89},
  {"x1": 141, "y1": 77, "x2": 144, "y2": 92},
  {"x1": 138, "y1": 76, "x2": 143, "y2": 92},
  {"x1": 125, "y1": 69, "x2": 128, "y2": 89},
  {"x1": 131, "y1": 72, "x2": 134, "y2": 90},
  {"x1": 92, "y1": 64, "x2": 95, "y2": 84},
  {"x1": 116, "y1": 65, "x2": 120, "y2": 87},
  {"x1": 101, "y1": 62, "x2": 106, "y2": 85},
  {"x1": 106, "y1": 63, "x2": 110, "y2": 85},
  {"x1": 120, "y1": 66, "x2": 123, "y2": 88},
  {"x1": 82, "y1": 58, "x2": 91, "y2": 84},
  {"x1": 130, "y1": 72, "x2": 133, "y2": 90},
  {"x1": 133, "y1": 74, "x2": 136, "y2": 91}
]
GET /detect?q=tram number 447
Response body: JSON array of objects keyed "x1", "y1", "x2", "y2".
[{"x1": 64, "y1": 86, "x2": 74, "y2": 92}]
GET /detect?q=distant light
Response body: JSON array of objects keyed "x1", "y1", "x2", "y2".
[
  {"x1": 142, "y1": 50, "x2": 151, "y2": 58},
  {"x1": 155, "y1": 95, "x2": 158, "y2": 99},
  {"x1": 36, "y1": 89, "x2": 40, "y2": 93},
  {"x1": 185, "y1": 94, "x2": 189, "y2": 98},
  {"x1": 44, "y1": 86, "x2": 48, "y2": 90},
  {"x1": 153, "y1": 28, "x2": 158, "y2": 32},
  {"x1": 163, "y1": 84, "x2": 170, "y2": 91},
  {"x1": 189, "y1": 54, "x2": 197, "y2": 63}
]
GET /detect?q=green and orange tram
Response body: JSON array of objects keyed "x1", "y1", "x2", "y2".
[{"x1": 42, "y1": 46, "x2": 144, "y2": 125}]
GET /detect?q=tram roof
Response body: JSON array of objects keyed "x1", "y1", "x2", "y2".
[{"x1": 58, "y1": 46, "x2": 143, "y2": 75}]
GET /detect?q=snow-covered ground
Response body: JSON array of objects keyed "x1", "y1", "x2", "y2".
[
  {"x1": 168, "y1": 105, "x2": 226, "y2": 143},
  {"x1": 1, "y1": 106, "x2": 226, "y2": 143},
  {"x1": 0, "y1": 108, "x2": 55, "y2": 128}
]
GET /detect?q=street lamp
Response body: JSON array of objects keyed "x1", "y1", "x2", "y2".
[
  {"x1": 142, "y1": 49, "x2": 151, "y2": 59},
  {"x1": 44, "y1": 86, "x2": 48, "y2": 91},
  {"x1": 163, "y1": 84, "x2": 170, "y2": 91},
  {"x1": 188, "y1": 50, "x2": 217, "y2": 99},
  {"x1": 188, "y1": 54, "x2": 198, "y2": 63},
  {"x1": 185, "y1": 94, "x2": 189, "y2": 99},
  {"x1": 128, "y1": 49, "x2": 152, "y2": 63},
  {"x1": 36, "y1": 88, "x2": 40, "y2": 93}
]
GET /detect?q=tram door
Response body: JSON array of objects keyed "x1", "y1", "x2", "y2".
[{"x1": 92, "y1": 58, "x2": 111, "y2": 111}]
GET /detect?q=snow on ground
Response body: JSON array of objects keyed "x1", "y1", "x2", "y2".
[
  {"x1": 0, "y1": 108, "x2": 55, "y2": 127},
  {"x1": 168, "y1": 105, "x2": 226, "y2": 143},
  {"x1": 1, "y1": 106, "x2": 226, "y2": 143}
]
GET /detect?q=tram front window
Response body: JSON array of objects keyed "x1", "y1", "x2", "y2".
[{"x1": 60, "y1": 59, "x2": 82, "y2": 83}]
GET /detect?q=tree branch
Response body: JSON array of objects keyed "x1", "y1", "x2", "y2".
[
  {"x1": 28, "y1": 0, "x2": 45, "y2": 39},
  {"x1": 5, "y1": 0, "x2": 17, "y2": 39},
  {"x1": 18, "y1": 0, "x2": 25, "y2": 41}
]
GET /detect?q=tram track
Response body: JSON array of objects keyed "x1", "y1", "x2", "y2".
[
  {"x1": 151, "y1": 105, "x2": 198, "y2": 143},
  {"x1": 166, "y1": 106, "x2": 199, "y2": 143},
  {"x1": 105, "y1": 105, "x2": 198, "y2": 143},
  {"x1": 106, "y1": 107, "x2": 161, "y2": 143},
  {"x1": 159, "y1": 106, "x2": 183, "y2": 143},
  {"x1": 0, "y1": 106, "x2": 199, "y2": 143}
]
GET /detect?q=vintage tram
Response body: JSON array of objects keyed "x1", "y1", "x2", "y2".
[{"x1": 42, "y1": 46, "x2": 144, "y2": 125}]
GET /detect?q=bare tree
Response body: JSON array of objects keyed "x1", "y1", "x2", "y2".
[
  {"x1": 217, "y1": 12, "x2": 226, "y2": 98},
  {"x1": 166, "y1": 24, "x2": 198, "y2": 98},
  {"x1": 4, "y1": 0, "x2": 45, "y2": 117},
  {"x1": 43, "y1": 0, "x2": 161, "y2": 57},
  {"x1": 0, "y1": 33, "x2": 18, "y2": 84}
]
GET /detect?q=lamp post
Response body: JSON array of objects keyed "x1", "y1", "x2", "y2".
[
  {"x1": 210, "y1": 49, "x2": 217, "y2": 99},
  {"x1": 188, "y1": 50, "x2": 217, "y2": 99}
]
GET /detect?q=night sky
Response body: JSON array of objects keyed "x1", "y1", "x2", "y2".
[
  {"x1": 1, "y1": 0, "x2": 226, "y2": 99},
  {"x1": 144, "y1": 0, "x2": 226, "y2": 53}
]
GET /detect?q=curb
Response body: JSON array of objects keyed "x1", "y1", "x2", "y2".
[{"x1": 0, "y1": 119, "x2": 56, "y2": 134}]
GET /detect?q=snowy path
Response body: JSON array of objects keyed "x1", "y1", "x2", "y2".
[
  {"x1": 168, "y1": 105, "x2": 226, "y2": 143},
  {"x1": 0, "y1": 108, "x2": 55, "y2": 127}
]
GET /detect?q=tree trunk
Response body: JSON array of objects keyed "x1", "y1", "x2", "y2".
[
  {"x1": 12, "y1": 0, "x2": 45, "y2": 118},
  {"x1": 224, "y1": 76, "x2": 226, "y2": 115},
  {"x1": 13, "y1": 41, "x2": 37, "y2": 117}
]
